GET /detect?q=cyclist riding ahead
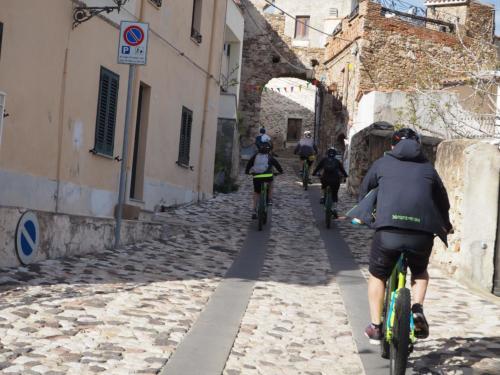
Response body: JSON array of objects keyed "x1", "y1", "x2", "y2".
[
  {"x1": 359, "y1": 128, "x2": 452, "y2": 344},
  {"x1": 294, "y1": 130, "x2": 318, "y2": 183},
  {"x1": 255, "y1": 127, "x2": 272, "y2": 150},
  {"x1": 313, "y1": 147, "x2": 348, "y2": 218},
  {"x1": 245, "y1": 142, "x2": 283, "y2": 219}
]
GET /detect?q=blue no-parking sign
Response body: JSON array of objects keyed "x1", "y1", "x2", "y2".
[
  {"x1": 15, "y1": 211, "x2": 40, "y2": 265},
  {"x1": 118, "y1": 21, "x2": 149, "y2": 65}
]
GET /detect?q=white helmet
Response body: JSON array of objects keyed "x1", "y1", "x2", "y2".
[{"x1": 304, "y1": 130, "x2": 312, "y2": 138}]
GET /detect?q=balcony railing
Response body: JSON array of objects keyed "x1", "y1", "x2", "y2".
[{"x1": 381, "y1": 7, "x2": 455, "y2": 33}]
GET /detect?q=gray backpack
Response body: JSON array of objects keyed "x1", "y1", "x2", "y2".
[{"x1": 252, "y1": 153, "x2": 270, "y2": 174}]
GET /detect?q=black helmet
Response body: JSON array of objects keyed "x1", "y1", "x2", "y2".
[
  {"x1": 391, "y1": 128, "x2": 420, "y2": 146},
  {"x1": 327, "y1": 147, "x2": 337, "y2": 158},
  {"x1": 258, "y1": 142, "x2": 271, "y2": 154},
  {"x1": 259, "y1": 127, "x2": 266, "y2": 134}
]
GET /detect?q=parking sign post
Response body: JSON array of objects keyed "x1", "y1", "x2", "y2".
[{"x1": 114, "y1": 21, "x2": 149, "y2": 249}]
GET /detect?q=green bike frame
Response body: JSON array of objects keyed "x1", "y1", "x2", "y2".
[
  {"x1": 254, "y1": 173, "x2": 272, "y2": 231},
  {"x1": 302, "y1": 160, "x2": 309, "y2": 190},
  {"x1": 384, "y1": 255, "x2": 416, "y2": 344}
]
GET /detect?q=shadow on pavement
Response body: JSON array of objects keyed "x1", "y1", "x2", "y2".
[{"x1": 410, "y1": 336, "x2": 500, "y2": 374}]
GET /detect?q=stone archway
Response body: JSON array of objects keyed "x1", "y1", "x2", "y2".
[{"x1": 239, "y1": 0, "x2": 328, "y2": 148}]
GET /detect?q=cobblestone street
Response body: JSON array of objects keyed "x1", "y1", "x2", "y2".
[{"x1": 0, "y1": 160, "x2": 499, "y2": 375}]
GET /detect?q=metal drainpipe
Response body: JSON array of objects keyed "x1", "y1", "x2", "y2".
[
  {"x1": 55, "y1": 27, "x2": 72, "y2": 213},
  {"x1": 493, "y1": 175, "x2": 500, "y2": 296},
  {"x1": 196, "y1": 0, "x2": 227, "y2": 201},
  {"x1": 120, "y1": 0, "x2": 144, "y2": 204}
]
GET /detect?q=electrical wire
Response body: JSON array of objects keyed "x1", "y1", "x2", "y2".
[
  {"x1": 241, "y1": 1, "x2": 309, "y2": 72},
  {"x1": 97, "y1": 2, "x2": 220, "y2": 84},
  {"x1": 262, "y1": 0, "x2": 354, "y2": 43}
]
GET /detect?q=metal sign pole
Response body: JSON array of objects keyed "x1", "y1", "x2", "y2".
[{"x1": 114, "y1": 64, "x2": 136, "y2": 249}]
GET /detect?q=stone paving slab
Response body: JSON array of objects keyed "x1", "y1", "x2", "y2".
[
  {"x1": 0, "y1": 182, "x2": 253, "y2": 375},
  {"x1": 223, "y1": 161, "x2": 364, "y2": 375},
  {"x1": 336, "y1": 187, "x2": 500, "y2": 375}
]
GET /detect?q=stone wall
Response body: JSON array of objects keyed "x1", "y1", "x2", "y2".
[
  {"x1": 318, "y1": 87, "x2": 347, "y2": 158},
  {"x1": 260, "y1": 78, "x2": 316, "y2": 149},
  {"x1": 348, "y1": 125, "x2": 442, "y2": 194},
  {"x1": 0, "y1": 208, "x2": 163, "y2": 268},
  {"x1": 358, "y1": 1, "x2": 496, "y2": 93},
  {"x1": 214, "y1": 119, "x2": 240, "y2": 192},
  {"x1": 323, "y1": 0, "x2": 497, "y2": 141},
  {"x1": 433, "y1": 139, "x2": 500, "y2": 292}
]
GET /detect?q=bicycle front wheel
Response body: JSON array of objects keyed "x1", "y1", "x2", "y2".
[{"x1": 390, "y1": 287, "x2": 411, "y2": 375}]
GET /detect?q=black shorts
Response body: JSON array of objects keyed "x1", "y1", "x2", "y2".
[
  {"x1": 253, "y1": 177, "x2": 273, "y2": 193},
  {"x1": 369, "y1": 229, "x2": 434, "y2": 280},
  {"x1": 300, "y1": 156, "x2": 314, "y2": 166}
]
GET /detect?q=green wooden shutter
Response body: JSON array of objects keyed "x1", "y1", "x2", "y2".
[
  {"x1": 0, "y1": 23, "x2": 3, "y2": 61},
  {"x1": 94, "y1": 67, "x2": 119, "y2": 156},
  {"x1": 178, "y1": 107, "x2": 193, "y2": 166}
]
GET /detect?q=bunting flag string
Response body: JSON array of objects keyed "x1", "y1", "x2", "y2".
[{"x1": 243, "y1": 78, "x2": 326, "y2": 93}]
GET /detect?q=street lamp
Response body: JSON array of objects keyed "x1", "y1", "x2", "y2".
[{"x1": 73, "y1": 0, "x2": 129, "y2": 29}]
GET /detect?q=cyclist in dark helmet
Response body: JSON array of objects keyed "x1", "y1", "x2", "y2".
[
  {"x1": 360, "y1": 127, "x2": 452, "y2": 344},
  {"x1": 313, "y1": 147, "x2": 348, "y2": 218},
  {"x1": 245, "y1": 142, "x2": 283, "y2": 219},
  {"x1": 255, "y1": 127, "x2": 272, "y2": 150}
]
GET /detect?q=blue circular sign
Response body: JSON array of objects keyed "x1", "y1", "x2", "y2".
[
  {"x1": 124, "y1": 25, "x2": 144, "y2": 47},
  {"x1": 15, "y1": 211, "x2": 40, "y2": 265}
]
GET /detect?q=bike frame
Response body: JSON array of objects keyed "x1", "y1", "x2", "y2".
[{"x1": 384, "y1": 254, "x2": 416, "y2": 344}]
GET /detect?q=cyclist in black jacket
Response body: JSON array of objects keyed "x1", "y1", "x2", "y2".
[
  {"x1": 313, "y1": 147, "x2": 348, "y2": 217},
  {"x1": 360, "y1": 128, "x2": 452, "y2": 344}
]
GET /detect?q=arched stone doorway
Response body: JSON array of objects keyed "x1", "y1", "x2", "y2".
[
  {"x1": 260, "y1": 77, "x2": 317, "y2": 150},
  {"x1": 239, "y1": 0, "x2": 327, "y2": 149}
]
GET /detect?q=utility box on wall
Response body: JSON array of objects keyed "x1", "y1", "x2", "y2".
[{"x1": 0, "y1": 91, "x2": 5, "y2": 148}]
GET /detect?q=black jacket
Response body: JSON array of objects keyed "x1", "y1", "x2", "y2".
[
  {"x1": 245, "y1": 153, "x2": 283, "y2": 175},
  {"x1": 313, "y1": 157, "x2": 348, "y2": 183},
  {"x1": 359, "y1": 140, "x2": 452, "y2": 244}
]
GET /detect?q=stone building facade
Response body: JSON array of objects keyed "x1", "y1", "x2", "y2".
[
  {"x1": 323, "y1": 0, "x2": 497, "y2": 143},
  {"x1": 260, "y1": 77, "x2": 316, "y2": 150}
]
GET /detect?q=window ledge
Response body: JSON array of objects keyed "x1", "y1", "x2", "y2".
[
  {"x1": 176, "y1": 161, "x2": 194, "y2": 171},
  {"x1": 128, "y1": 198, "x2": 145, "y2": 207},
  {"x1": 89, "y1": 149, "x2": 114, "y2": 160},
  {"x1": 190, "y1": 37, "x2": 202, "y2": 45},
  {"x1": 148, "y1": 0, "x2": 162, "y2": 8}
]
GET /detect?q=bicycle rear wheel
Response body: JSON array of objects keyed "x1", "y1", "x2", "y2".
[
  {"x1": 258, "y1": 190, "x2": 266, "y2": 231},
  {"x1": 325, "y1": 189, "x2": 332, "y2": 229},
  {"x1": 302, "y1": 162, "x2": 308, "y2": 190},
  {"x1": 390, "y1": 287, "x2": 411, "y2": 375}
]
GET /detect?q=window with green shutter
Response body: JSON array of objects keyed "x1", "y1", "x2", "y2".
[
  {"x1": 0, "y1": 23, "x2": 3, "y2": 61},
  {"x1": 177, "y1": 107, "x2": 193, "y2": 167},
  {"x1": 94, "y1": 67, "x2": 119, "y2": 156}
]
